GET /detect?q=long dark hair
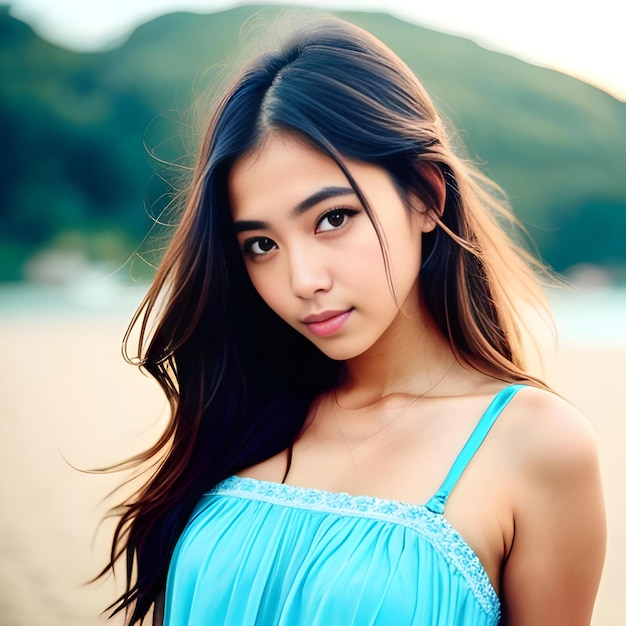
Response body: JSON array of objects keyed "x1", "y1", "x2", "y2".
[{"x1": 102, "y1": 13, "x2": 550, "y2": 624}]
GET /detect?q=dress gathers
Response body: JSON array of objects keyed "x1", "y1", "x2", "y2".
[{"x1": 163, "y1": 385, "x2": 524, "y2": 625}]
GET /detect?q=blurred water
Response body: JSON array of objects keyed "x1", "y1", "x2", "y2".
[
  {"x1": 547, "y1": 288, "x2": 626, "y2": 344},
  {"x1": 0, "y1": 282, "x2": 625, "y2": 344},
  {"x1": 0, "y1": 281, "x2": 148, "y2": 319}
]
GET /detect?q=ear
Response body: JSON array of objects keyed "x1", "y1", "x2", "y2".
[{"x1": 411, "y1": 164, "x2": 446, "y2": 234}]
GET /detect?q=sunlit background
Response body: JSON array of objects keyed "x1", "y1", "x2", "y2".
[{"x1": 1, "y1": 1, "x2": 624, "y2": 624}]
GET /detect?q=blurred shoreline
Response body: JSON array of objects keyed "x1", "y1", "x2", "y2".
[
  {"x1": 3, "y1": 281, "x2": 626, "y2": 343},
  {"x1": 0, "y1": 287, "x2": 624, "y2": 625},
  {"x1": 0, "y1": 281, "x2": 149, "y2": 319}
]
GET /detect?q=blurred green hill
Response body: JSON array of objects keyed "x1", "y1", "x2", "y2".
[{"x1": 1, "y1": 4, "x2": 625, "y2": 282}]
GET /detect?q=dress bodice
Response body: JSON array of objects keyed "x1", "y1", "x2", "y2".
[{"x1": 163, "y1": 384, "x2": 524, "y2": 625}]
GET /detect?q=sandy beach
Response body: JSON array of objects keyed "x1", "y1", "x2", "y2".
[{"x1": 0, "y1": 309, "x2": 624, "y2": 625}]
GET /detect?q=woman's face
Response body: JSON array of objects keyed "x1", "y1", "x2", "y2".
[{"x1": 228, "y1": 132, "x2": 435, "y2": 361}]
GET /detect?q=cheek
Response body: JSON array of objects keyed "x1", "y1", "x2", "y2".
[
  {"x1": 348, "y1": 227, "x2": 417, "y2": 296},
  {"x1": 343, "y1": 225, "x2": 387, "y2": 272},
  {"x1": 384, "y1": 218, "x2": 422, "y2": 283}
]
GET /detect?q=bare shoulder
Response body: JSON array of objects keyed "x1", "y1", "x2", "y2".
[
  {"x1": 497, "y1": 385, "x2": 606, "y2": 626},
  {"x1": 500, "y1": 385, "x2": 600, "y2": 476}
]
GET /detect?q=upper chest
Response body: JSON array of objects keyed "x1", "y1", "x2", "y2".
[{"x1": 239, "y1": 394, "x2": 521, "y2": 591}]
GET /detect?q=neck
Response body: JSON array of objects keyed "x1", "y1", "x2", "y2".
[{"x1": 339, "y1": 290, "x2": 461, "y2": 407}]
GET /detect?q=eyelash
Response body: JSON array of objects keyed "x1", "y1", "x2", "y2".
[
  {"x1": 241, "y1": 207, "x2": 360, "y2": 259},
  {"x1": 315, "y1": 207, "x2": 360, "y2": 233},
  {"x1": 241, "y1": 237, "x2": 276, "y2": 258}
]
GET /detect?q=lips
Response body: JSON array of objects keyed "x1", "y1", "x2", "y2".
[{"x1": 302, "y1": 309, "x2": 353, "y2": 337}]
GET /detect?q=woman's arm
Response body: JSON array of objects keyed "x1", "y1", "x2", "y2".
[{"x1": 501, "y1": 389, "x2": 606, "y2": 625}]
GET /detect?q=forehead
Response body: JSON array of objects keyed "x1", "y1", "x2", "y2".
[{"x1": 228, "y1": 133, "x2": 352, "y2": 218}]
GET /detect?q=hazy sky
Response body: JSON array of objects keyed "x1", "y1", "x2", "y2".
[{"x1": 9, "y1": 0, "x2": 626, "y2": 101}]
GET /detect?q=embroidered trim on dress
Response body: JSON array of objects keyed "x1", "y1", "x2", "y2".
[{"x1": 210, "y1": 476, "x2": 501, "y2": 622}]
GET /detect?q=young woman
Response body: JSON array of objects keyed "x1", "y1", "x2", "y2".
[{"x1": 104, "y1": 14, "x2": 605, "y2": 626}]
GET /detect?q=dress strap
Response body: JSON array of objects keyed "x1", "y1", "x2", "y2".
[{"x1": 425, "y1": 384, "x2": 525, "y2": 514}]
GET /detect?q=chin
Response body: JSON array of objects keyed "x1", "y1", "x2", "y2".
[{"x1": 308, "y1": 338, "x2": 373, "y2": 362}]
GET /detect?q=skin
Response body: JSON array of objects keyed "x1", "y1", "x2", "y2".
[{"x1": 228, "y1": 132, "x2": 606, "y2": 625}]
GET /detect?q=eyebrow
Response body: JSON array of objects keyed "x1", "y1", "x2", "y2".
[{"x1": 233, "y1": 185, "x2": 355, "y2": 234}]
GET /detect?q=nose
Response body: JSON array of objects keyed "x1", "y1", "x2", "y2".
[{"x1": 287, "y1": 245, "x2": 333, "y2": 299}]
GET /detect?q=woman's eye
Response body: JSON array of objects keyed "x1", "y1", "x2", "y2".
[
  {"x1": 243, "y1": 237, "x2": 277, "y2": 257},
  {"x1": 316, "y1": 209, "x2": 358, "y2": 233}
]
